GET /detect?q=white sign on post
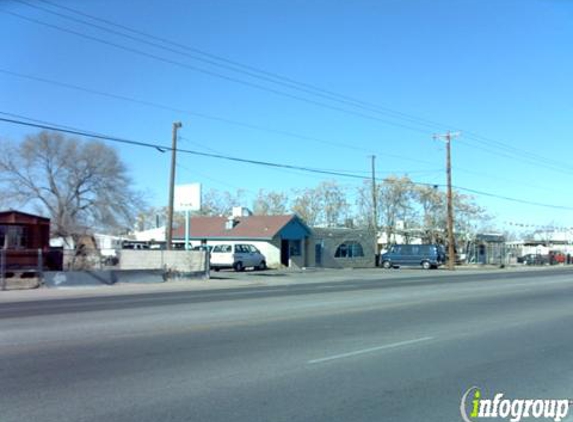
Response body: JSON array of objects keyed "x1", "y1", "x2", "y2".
[{"x1": 174, "y1": 183, "x2": 202, "y2": 212}]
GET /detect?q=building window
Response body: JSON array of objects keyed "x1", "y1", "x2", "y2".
[
  {"x1": 0, "y1": 225, "x2": 28, "y2": 249},
  {"x1": 335, "y1": 241, "x2": 364, "y2": 258},
  {"x1": 289, "y1": 240, "x2": 301, "y2": 256}
]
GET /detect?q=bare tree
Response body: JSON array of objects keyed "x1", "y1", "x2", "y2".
[
  {"x1": 135, "y1": 206, "x2": 188, "y2": 231},
  {"x1": 452, "y1": 191, "x2": 489, "y2": 237},
  {"x1": 194, "y1": 188, "x2": 245, "y2": 216},
  {"x1": 252, "y1": 189, "x2": 289, "y2": 215},
  {"x1": 317, "y1": 180, "x2": 350, "y2": 227},
  {"x1": 0, "y1": 131, "x2": 143, "y2": 237},
  {"x1": 291, "y1": 187, "x2": 322, "y2": 226},
  {"x1": 355, "y1": 180, "x2": 375, "y2": 229},
  {"x1": 377, "y1": 176, "x2": 416, "y2": 244},
  {"x1": 413, "y1": 184, "x2": 444, "y2": 243},
  {"x1": 291, "y1": 181, "x2": 349, "y2": 227}
]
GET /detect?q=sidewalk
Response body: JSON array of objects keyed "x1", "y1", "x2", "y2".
[{"x1": 0, "y1": 265, "x2": 565, "y2": 303}]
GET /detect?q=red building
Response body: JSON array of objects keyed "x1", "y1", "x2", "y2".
[{"x1": 0, "y1": 210, "x2": 60, "y2": 271}]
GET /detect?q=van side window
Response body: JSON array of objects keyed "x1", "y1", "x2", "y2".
[{"x1": 213, "y1": 244, "x2": 231, "y2": 253}]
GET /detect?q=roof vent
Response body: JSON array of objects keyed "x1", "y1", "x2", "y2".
[
  {"x1": 232, "y1": 206, "x2": 252, "y2": 218},
  {"x1": 225, "y1": 216, "x2": 240, "y2": 230}
]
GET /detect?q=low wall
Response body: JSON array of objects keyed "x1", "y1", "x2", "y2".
[
  {"x1": 44, "y1": 270, "x2": 117, "y2": 287},
  {"x1": 42, "y1": 267, "x2": 207, "y2": 288},
  {"x1": 42, "y1": 252, "x2": 209, "y2": 288},
  {"x1": 119, "y1": 250, "x2": 209, "y2": 274}
]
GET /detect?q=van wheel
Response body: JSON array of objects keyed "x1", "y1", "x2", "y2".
[
  {"x1": 421, "y1": 261, "x2": 431, "y2": 270},
  {"x1": 234, "y1": 261, "x2": 244, "y2": 272},
  {"x1": 382, "y1": 260, "x2": 392, "y2": 269},
  {"x1": 256, "y1": 261, "x2": 267, "y2": 271}
]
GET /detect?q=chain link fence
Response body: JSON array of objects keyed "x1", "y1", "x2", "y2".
[{"x1": 0, "y1": 248, "x2": 57, "y2": 291}]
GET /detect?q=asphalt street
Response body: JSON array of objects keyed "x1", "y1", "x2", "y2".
[{"x1": 2, "y1": 268, "x2": 573, "y2": 422}]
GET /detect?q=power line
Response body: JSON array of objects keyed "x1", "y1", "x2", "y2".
[
  {"x1": 456, "y1": 137, "x2": 573, "y2": 176},
  {"x1": 0, "y1": 114, "x2": 371, "y2": 180},
  {"x1": 1, "y1": 9, "x2": 440, "y2": 136},
  {"x1": 10, "y1": 68, "x2": 554, "y2": 182},
  {"x1": 27, "y1": 0, "x2": 573, "y2": 175},
  {"x1": 464, "y1": 130, "x2": 571, "y2": 171},
  {"x1": 2, "y1": 112, "x2": 573, "y2": 212},
  {"x1": 25, "y1": 0, "x2": 450, "y2": 133},
  {"x1": 0, "y1": 68, "x2": 440, "y2": 166},
  {"x1": 7, "y1": 2, "x2": 572, "y2": 176},
  {"x1": 452, "y1": 186, "x2": 573, "y2": 211}
]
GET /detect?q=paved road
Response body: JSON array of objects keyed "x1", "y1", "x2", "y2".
[{"x1": 2, "y1": 268, "x2": 573, "y2": 421}]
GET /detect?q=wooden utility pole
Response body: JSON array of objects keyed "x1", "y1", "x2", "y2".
[
  {"x1": 371, "y1": 155, "x2": 378, "y2": 262},
  {"x1": 433, "y1": 131, "x2": 461, "y2": 270},
  {"x1": 166, "y1": 121, "x2": 182, "y2": 250}
]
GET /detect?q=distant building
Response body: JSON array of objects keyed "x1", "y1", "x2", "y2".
[
  {"x1": 466, "y1": 233, "x2": 506, "y2": 265},
  {"x1": 0, "y1": 210, "x2": 61, "y2": 271},
  {"x1": 172, "y1": 213, "x2": 312, "y2": 269},
  {"x1": 310, "y1": 228, "x2": 376, "y2": 268},
  {"x1": 130, "y1": 208, "x2": 377, "y2": 269}
]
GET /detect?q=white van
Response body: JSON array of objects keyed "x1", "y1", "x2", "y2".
[{"x1": 210, "y1": 243, "x2": 267, "y2": 272}]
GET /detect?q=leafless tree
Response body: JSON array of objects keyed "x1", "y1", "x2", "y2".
[
  {"x1": 135, "y1": 206, "x2": 187, "y2": 231},
  {"x1": 413, "y1": 184, "x2": 444, "y2": 243},
  {"x1": 252, "y1": 189, "x2": 289, "y2": 215},
  {"x1": 377, "y1": 176, "x2": 416, "y2": 244},
  {"x1": 291, "y1": 181, "x2": 349, "y2": 227},
  {"x1": 0, "y1": 131, "x2": 144, "y2": 238},
  {"x1": 452, "y1": 191, "x2": 489, "y2": 237},
  {"x1": 291, "y1": 187, "x2": 322, "y2": 226},
  {"x1": 194, "y1": 188, "x2": 245, "y2": 216},
  {"x1": 317, "y1": 180, "x2": 350, "y2": 227}
]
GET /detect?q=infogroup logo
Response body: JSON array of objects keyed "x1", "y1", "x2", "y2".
[{"x1": 460, "y1": 386, "x2": 571, "y2": 422}]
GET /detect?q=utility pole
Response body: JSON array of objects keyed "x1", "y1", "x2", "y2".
[
  {"x1": 371, "y1": 155, "x2": 378, "y2": 264},
  {"x1": 433, "y1": 131, "x2": 461, "y2": 270},
  {"x1": 166, "y1": 121, "x2": 182, "y2": 250}
]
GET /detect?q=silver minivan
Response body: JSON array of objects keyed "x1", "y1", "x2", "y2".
[{"x1": 210, "y1": 243, "x2": 267, "y2": 272}]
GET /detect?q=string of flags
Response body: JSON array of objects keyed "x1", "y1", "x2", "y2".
[{"x1": 504, "y1": 221, "x2": 573, "y2": 231}]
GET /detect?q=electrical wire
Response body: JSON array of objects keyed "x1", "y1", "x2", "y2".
[
  {"x1": 0, "y1": 68, "x2": 440, "y2": 166},
  {"x1": 25, "y1": 0, "x2": 573, "y2": 174},
  {"x1": 6, "y1": 2, "x2": 572, "y2": 175},
  {"x1": 2, "y1": 112, "x2": 573, "y2": 211},
  {"x1": 25, "y1": 0, "x2": 450, "y2": 133},
  {"x1": 0, "y1": 8, "x2": 440, "y2": 136}
]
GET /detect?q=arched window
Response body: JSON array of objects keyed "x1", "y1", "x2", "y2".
[{"x1": 335, "y1": 241, "x2": 364, "y2": 258}]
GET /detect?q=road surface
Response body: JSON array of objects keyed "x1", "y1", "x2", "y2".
[{"x1": 1, "y1": 268, "x2": 573, "y2": 421}]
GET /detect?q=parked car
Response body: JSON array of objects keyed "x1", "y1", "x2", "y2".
[
  {"x1": 380, "y1": 244, "x2": 446, "y2": 270},
  {"x1": 210, "y1": 243, "x2": 266, "y2": 272},
  {"x1": 517, "y1": 254, "x2": 548, "y2": 265}
]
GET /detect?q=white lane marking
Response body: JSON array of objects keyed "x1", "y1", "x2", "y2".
[{"x1": 307, "y1": 336, "x2": 434, "y2": 364}]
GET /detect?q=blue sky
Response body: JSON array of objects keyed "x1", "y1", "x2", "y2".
[{"x1": 1, "y1": 0, "x2": 572, "y2": 232}]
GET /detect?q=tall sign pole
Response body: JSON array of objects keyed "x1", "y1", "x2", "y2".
[
  {"x1": 166, "y1": 121, "x2": 182, "y2": 250},
  {"x1": 433, "y1": 131, "x2": 461, "y2": 270},
  {"x1": 371, "y1": 155, "x2": 378, "y2": 262}
]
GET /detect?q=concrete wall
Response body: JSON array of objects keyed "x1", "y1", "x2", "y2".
[
  {"x1": 119, "y1": 250, "x2": 209, "y2": 274},
  {"x1": 310, "y1": 228, "x2": 376, "y2": 268},
  {"x1": 43, "y1": 270, "x2": 168, "y2": 287}
]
